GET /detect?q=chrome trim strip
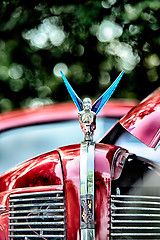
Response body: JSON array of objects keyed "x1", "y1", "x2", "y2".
[
  {"x1": 9, "y1": 228, "x2": 64, "y2": 231},
  {"x1": 9, "y1": 190, "x2": 63, "y2": 198},
  {"x1": 9, "y1": 215, "x2": 64, "y2": 219},
  {"x1": 111, "y1": 206, "x2": 160, "y2": 211},
  {"x1": 81, "y1": 229, "x2": 95, "y2": 240},
  {"x1": 112, "y1": 226, "x2": 160, "y2": 229},
  {"x1": 112, "y1": 213, "x2": 160, "y2": 217},
  {"x1": 0, "y1": 205, "x2": 6, "y2": 213},
  {"x1": 9, "y1": 222, "x2": 64, "y2": 226},
  {"x1": 9, "y1": 202, "x2": 64, "y2": 208},
  {"x1": 80, "y1": 141, "x2": 95, "y2": 238},
  {"x1": 9, "y1": 196, "x2": 64, "y2": 202},
  {"x1": 80, "y1": 142, "x2": 95, "y2": 195},
  {"x1": 9, "y1": 235, "x2": 65, "y2": 238},
  {"x1": 111, "y1": 195, "x2": 160, "y2": 199},
  {"x1": 9, "y1": 209, "x2": 64, "y2": 214},
  {"x1": 112, "y1": 220, "x2": 160, "y2": 223},
  {"x1": 111, "y1": 199, "x2": 160, "y2": 205},
  {"x1": 111, "y1": 233, "x2": 160, "y2": 236},
  {"x1": 155, "y1": 139, "x2": 160, "y2": 150}
]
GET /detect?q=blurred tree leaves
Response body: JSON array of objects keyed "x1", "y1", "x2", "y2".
[{"x1": 0, "y1": 0, "x2": 160, "y2": 112}]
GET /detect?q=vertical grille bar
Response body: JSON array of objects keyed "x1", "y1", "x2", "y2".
[{"x1": 9, "y1": 191, "x2": 66, "y2": 239}]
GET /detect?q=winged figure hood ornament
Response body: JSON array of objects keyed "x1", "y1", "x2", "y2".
[{"x1": 60, "y1": 70, "x2": 124, "y2": 142}]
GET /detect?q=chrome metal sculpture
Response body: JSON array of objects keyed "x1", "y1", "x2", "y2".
[
  {"x1": 60, "y1": 69, "x2": 124, "y2": 239},
  {"x1": 60, "y1": 69, "x2": 124, "y2": 143},
  {"x1": 78, "y1": 98, "x2": 96, "y2": 141}
]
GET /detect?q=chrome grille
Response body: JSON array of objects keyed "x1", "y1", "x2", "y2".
[
  {"x1": 111, "y1": 195, "x2": 160, "y2": 239},
  {"x1": 9, "y1": 191, "x2": 66, "y2": 239}
]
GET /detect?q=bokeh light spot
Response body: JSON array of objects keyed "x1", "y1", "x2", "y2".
[
  {"x1": 53, "y1": 63, "x2": 68, "y2": 77},
  {"x1": 9, "y1": 79, "x2": 23, "y2": 92},
  {"x1": 38, "y1": 86, "x2": 52, "y2": 98},
  {"x1": 147, "y1": 68, "x2": 158, "y2": 82},
  {"x1": 23, "y1": 17, "x2": 66, "y2": 49},
  {"x1": 106, "y1": 40, "x2": 140, "y2": 71},
  {"x1": 31, "y1": 32, "x2": 48, "y2": 49},
  {"x1": 49, "y1": 28, "x2": 65, "y2": 46},
  {"x1": 8, "y1": 64, "x2": 23, "y2": 79},
  {"x1": 97, "y1": 20, "x2": 122, "y2": 42},
  {"x1": 0, "y1": 98, "x2": 13, "y2": 112}
]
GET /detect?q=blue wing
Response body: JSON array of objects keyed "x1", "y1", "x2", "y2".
[
  {"x1": 60, "y1": 70, "x2": 83, "y2": 111},
  {"x1": 92, "y1": 71, "x2": 124, "y2": 115}
]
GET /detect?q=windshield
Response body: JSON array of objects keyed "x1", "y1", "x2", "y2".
[{"x1": 0, "y1": 117, "x2": 117, "y2": 174}]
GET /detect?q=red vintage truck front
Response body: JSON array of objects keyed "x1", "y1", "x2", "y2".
[{"x1": 0, "y1": 142, "x2": 127, "y2": 239}]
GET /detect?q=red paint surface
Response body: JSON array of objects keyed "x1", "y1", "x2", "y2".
[
  {"x1": 0, "y1": 142, "x2": 123, "y2": 240},
  {"x1": 120, "y1": 88, "x2": 160, "y2": 148},
  {"x1": 94, "y1": 144, "x2": 118, "y2": 240},
  {"x1": 57, "y1": 144, "x2": 81, "y2": 240},
  {"x1": 0, "y1": 223, "x2": 5, "y2": 240},
  {"x1": 0, "y1": 100, "x2": 136, "y2": 132},
  {"x1": 58, "y1": 143, "x2": 118, "y2": 240},
  {"x1": 0, "y1": 151, "x2": 63, "y2": 192},
  {"x1": 0, "y1": 150, "x2": 64, "y2": 239}
]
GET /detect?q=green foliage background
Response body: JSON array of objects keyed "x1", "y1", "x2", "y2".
[{"x1": 0, "y1": 0, "x2": 160, "y2": 112}]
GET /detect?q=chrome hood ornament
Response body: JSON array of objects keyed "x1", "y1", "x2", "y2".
[
  {"x1": 60, "y1": 69, "x2": 124, "y2": 239},
  {"x1": 78, "y1": 98, "x2": 96, "y2": 142},
  {"x1": 60, "y1": 70, "x2": 124, "y2": 142}
]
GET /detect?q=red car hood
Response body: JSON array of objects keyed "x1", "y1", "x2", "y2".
[{"x1": 119, "y1": 88, "x2": 160, "y2": 148}]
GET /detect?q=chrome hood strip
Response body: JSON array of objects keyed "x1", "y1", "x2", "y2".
[{"x1": 80, "y1": 141, "x2": 95, "y2": 239}]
